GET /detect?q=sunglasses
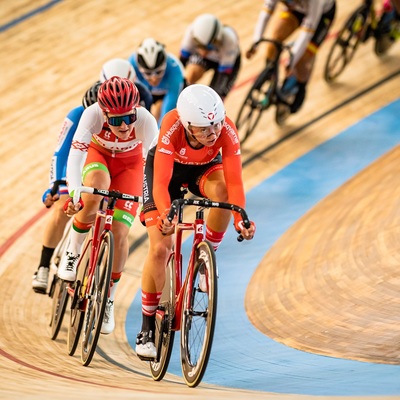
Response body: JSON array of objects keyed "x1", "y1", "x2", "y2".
[
  {"x1": 140, "y1": 66, "x2": 165, "y2": 78},
  {"x1": 107, "y1": 112, "x2": 137, "y2": 127}
]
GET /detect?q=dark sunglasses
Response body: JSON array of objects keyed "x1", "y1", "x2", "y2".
[
  {"x1": 140, "y1": 67, "x2": 165, "y2": 78},
  {"x1": 107, "y1": 112, "x2": 136, "y2": 126}
]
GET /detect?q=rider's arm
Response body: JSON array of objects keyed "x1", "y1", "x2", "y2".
[
  {"x1": 252, "y1": 0, "x2": 278, "y2": 43},
  {"x1": 220, "y1": 118, "x2": 246, "y2": 222},
  {"x1": 152, "y1": 111, "x2": 179, "y2": 213},
  {"x1": 134, "y1": 107, "x2": 159, "y2": 160},
  {"x1": 179, "y1": 25, "x2": 196, "y2": 66},
  {"x1": 66, "y1": 104, "x2": 104, "y2": 195},
  {"x1": 46, "y1": 106, "x2": 84, "y2": 195},
  {"x1": 289, "y1": 0, "x2": 324, "y2": 68}
]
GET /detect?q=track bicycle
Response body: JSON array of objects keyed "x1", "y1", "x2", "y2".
[
  {"x1": 64, "y1": 186, "x2": 141, "y2": 366},
  {"x1": 235, "y1": 38, "x2": 294, "y2": 145},
  {"x1": 324, "y1": 0, "x2": 398, "y2": 83},
  {"x1": 147, "y1": 197, "x2": 251, "y2": 388}
]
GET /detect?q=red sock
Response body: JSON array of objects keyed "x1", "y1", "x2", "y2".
[
  {"x1": 141, "y1": 290, "x2": 162, "y2": 317},
  {"x1": 206, "y1": 226, "x2": 225, "y2": 251}
]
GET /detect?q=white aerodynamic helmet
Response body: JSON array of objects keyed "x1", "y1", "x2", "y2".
[
  {"x1": 137, "y1": 38, "x2": 167, "y2": 70},
  {"x1": 192, "y1": 14, "x2": 223, "y2": 46},
  {"x1": 100, "y1": 58, "x2": 136, "y2": 82},
  {"x1": 177, "y1": 84, "x2": 225, "y2": 129}
]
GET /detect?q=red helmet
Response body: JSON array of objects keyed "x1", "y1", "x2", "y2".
[{"x1": 97, "y1": 76, "x2": 140, "y2": 114}]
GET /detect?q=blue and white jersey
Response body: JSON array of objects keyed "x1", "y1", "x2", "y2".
[
  {"x1": 128, "y1": 53, "x2": 185, "y2": 125},
  {"x1": 46, "y1": 105, "x2": 84, "y2": 197}
]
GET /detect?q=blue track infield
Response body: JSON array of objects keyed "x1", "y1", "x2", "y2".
[{"x1": 126, "y1": 98, "x2": 400, "y2": 395}]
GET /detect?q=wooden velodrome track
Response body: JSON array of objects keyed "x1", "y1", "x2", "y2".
[{"x1": 1, "y1": 0, "x2": 399, "y2": 398}]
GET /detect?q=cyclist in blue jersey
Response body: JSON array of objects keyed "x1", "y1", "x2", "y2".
[
  {"x1": 179, "y1": 13, "x2": 241, "y2": 101},
  {"x1": 129, "y1": 38, "x2": 185, "y2": 126},
  {"x1": 32, "y1": 58, "x2": 151, "y2": 294}
]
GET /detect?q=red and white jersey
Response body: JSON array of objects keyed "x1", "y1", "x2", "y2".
[{"x1": 67, "y1": 102, "x2": 158, "y2": 193}]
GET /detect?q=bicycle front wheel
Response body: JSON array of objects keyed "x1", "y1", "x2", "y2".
[
  {"x1": 180, "y1": 241, "x2": 217, "y2": 388},
  {"x1": 150, "y1": 255, "x2": 176, "y2": 381},
  {"x1": 81, "y1": 231, "x2": 113, "y2": 366},
  {"x1": 324, "y1": 5, "x2": 369, "y2": 83},
  {"x1": 235, "y1": 66, "x2": 274, "y2": 145}
]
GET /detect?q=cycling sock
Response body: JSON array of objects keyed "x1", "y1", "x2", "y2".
[
  {"x1": 39, "y1": 246, "x2": 55, "y2": 269},
  {"x1": 68, "y1": 219, "x2": 91, "y2": 254},
  {"x1": 141, "y1": 290, "x2": 162, "y2": 317},
  {"x1": 206, "y1": 226, "x2": 225, "y2": 251},
  {"x1": 109, "y1": 280, "x2": 119, "y2": 301}
]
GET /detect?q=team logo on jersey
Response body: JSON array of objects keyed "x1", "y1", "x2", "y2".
[
  {"x1": 207, "y1": 112, "x2": 215, "y2": 121},
  {"x1": 179, "y1": 148, "x2": 186, "y2": 156},
  {"x1": 124, "y1": 201, "x2": 134, "y2": 211},
  {"x1": 104, "y1": 131, "x2": 111, "y2": 140}
]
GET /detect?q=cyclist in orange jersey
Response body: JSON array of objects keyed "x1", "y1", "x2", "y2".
[
  {"x1": 135, "y1": 84, "x2": 256, "y2": 359},
  {"x1": 246, "y1": 0, "x2": 336, "y2": 115}
]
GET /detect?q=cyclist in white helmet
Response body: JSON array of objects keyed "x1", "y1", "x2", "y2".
[
  {"x1": 135, "y1": 84, "x2": 256, "y2": 359},
  {"x1": 179, "y1": 13, "x2": 241, "y2": 101},
  {"x1": 246, "y1": 0, "x2": 336, "y2": 115},
  {"x1": 101, "y1": 58, "x2": 153, "y2": 111},
  {"x1": 129, "y1": 38, "x2": 185, "y2": 126}
]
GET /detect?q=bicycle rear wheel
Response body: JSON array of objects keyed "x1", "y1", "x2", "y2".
[
  {"x1": 150, "y1": 255, "x2": 176, "y2": 381},
  {"x1": 324, "y1": 5, "x2": 369, "y2": 83},
  {"x1": 49, "y1": 277, "x2": 69, "y2": 340},
  {"x1": 81, "y1": 231, "x2": 113, "y2": 366},
  {"x1": 235, "y1": 66, "x2": 274, "y2": 145},
  {"x1": 180, "y1": 241, "x2": 217, "y2": 388},
  {"x1": 67, "y1": 233, "x2": 92, "y2": 356}
]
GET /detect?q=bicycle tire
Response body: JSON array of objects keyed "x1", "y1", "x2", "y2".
[
  {"x1": 67, "y1": 233, "x2": 92, "y2": 356},
  {"x1": 49, "y1": 277, "x2": 69, "y2": 340},
  {"x1": 150, "y1": 255, "x2": 176, "y2": 381},
  {"x1": 324, "y1": 5, "x2": 370, "y2": 83},
  {"x1": 180, "y1": 241, "x2": 217, "y2": 388},
  {"x1": 235, "y1": 66, "x2": 274, "y2": 145},
  {"x1": 81, "y1": 231, "x2": 114, "y2": 366},
  {"x1": 374, "y1": 11, "x2": 395, "y2": 56}
]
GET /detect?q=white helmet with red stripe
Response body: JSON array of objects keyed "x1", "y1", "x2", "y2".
[{"x1": 177, "y1": 84, "x2": 225, "y2": 129}]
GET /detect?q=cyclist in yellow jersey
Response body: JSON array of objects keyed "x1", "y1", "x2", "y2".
[{"x1": 246, "y1": 0, "x2": 336, "y2": 114}]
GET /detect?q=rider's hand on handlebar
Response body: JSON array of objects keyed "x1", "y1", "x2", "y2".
[
  {"x1": 42, "y1": 188, "x2": 60, "y2": 208},
  {"x1": 234, "y1": 219, "x2": 256, "y2": 240},
  {"x1": 63, "y1": 197, "x2": 84, "y2": 217},
  {"x1": 245, "y1": 43, "x2": 258, "y2": 59},
  {"x1": 157, "y1": 209, "x2": 175, "y2": 236}
]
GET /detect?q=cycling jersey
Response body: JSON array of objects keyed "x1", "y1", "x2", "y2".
[
  {"x1": 151, "y1": 109, "x2": 245, "y2": 216},
  {"x1": 253, "y1": 0, "x2": 336, "y2": 67},
  {"x1": 129, "y1": 53, "x2": 185, "y2": 125},
  {"x1": 46, "y1": 105, "x2": 84, "y2": 197},
  {"x1": 67, "y1": 103, "x2": 158, "y2": 194},
  {"x1": 180, "y1": 25, "x2": 240, "y2": 74}
]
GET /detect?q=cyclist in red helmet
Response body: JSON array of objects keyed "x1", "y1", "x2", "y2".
[{"x1": 59, "y1": 76, "x2": 158, "y2": 335}]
